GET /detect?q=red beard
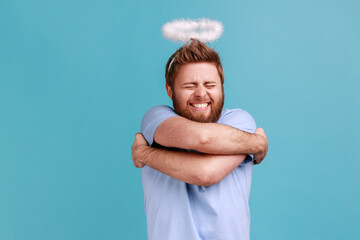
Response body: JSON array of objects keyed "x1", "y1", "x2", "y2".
[{"x1": 172, "y1": 91, "x2": 224, "y2": 123}]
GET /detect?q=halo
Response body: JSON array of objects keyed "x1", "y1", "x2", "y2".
[{"x1": 162, "y1": 18, "x2": 224, "y2": 43}]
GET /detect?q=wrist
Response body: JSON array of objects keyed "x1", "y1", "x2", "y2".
[
  {"x1": 254, "y1": 134, "x2": 266, "y2": 154},
  {"x1": 137, "y1": 145, "x2": 151, "y2": 165}
]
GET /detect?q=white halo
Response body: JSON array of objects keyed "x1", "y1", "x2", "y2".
[{"x1": 162, "y1": 18, "x2": 224, "y2": 43}]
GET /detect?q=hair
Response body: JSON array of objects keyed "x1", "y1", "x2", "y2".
[{"x1": 165, "y1": 39, "x2": 224, "y2": 89}]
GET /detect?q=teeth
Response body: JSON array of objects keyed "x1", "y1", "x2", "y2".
[{"x1": 193, "y1": 103, "x2": 208, "y2": 108}]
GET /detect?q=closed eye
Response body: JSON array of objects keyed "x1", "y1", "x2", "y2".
[
  {"x1": 205, "y1": 84, "x2": 216, "y2": 88},
  {"x1": 184, "y1": 84, "x2": 196, "y2": 89}
]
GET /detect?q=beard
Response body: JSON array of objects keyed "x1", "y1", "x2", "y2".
[{"x1": 172, "y1": 90, "x2": 224, "y2": 123}]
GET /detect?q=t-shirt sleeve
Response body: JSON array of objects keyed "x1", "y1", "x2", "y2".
[
  {"x1": 141, "y1": 105, "x2": 178, "y2": 146},
  {"x1": 219, "y1": 109, "x2": 257, "y2": 163},
  {"x1": 220, "y1": 109, "x2": 256, "y2": 134}
]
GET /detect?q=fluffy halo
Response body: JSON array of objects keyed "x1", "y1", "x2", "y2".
[{"x1": 162, "y1": 18, "x2": 224, "y2": 43}]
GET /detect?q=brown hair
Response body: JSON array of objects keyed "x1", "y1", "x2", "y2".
[{"x1": 165, "y1": 39, "x2": 224, "y2": 89}]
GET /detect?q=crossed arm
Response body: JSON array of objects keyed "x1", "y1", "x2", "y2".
[
  {"x1": 132, "y1": 133, "x2": 246, "y2": 186},
  {"x1": 155, "y1": 116, "x2": 267, "y2": 156},
  {"x1": 131, "y1": 115, "x2": 268, "y2": 186}
]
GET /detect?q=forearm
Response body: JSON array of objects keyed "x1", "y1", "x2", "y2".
[
  {"x1": 137, "y1": 145, "x2": 246, "y2": 186},
  {"x1": 155, "y1": 117, "x2": 265, "y2": 155},
  {"x1": 195, "y1": 123, "x2": 265, "y2": 155}
]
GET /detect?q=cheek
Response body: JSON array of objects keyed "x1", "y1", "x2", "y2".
[
  {"x1": 177, "y1": 91, "x2": 192, "y2": 105},
  {"x1": 209, "y1": 89, "x2": 223, "y2": 99}
]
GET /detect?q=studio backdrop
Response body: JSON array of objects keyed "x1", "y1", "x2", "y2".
[{"x1": 1, "y1": 0, "x2": 359, "y2": 239}]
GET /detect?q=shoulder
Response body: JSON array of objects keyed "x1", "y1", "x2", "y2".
[
  {"x1": 218, "y1": 108, "x2": 256, "y2": 133},
  {"x1": 141, "y1": 105, "x2": 179, "y2": 145},
  {"x1": 142, "y1": 105, "x2": 176, "y2": 122}
]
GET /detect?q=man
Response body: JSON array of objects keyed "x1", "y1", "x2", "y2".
[{"x1": 131, "y1": 40, "x2": 268, "y2": 240}]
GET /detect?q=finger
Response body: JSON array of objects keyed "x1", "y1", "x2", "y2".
[
  {"x1": 134, "y1": 161, "x2": 145, "y2": 168},
  {"x1": 134, "y1": 133, "x2": 147, "y2": 145},
  {"x1": 255, "y1": 128, "x2": 265, "y2": 136}
]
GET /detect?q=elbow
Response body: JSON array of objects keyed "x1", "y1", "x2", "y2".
[
  {"x1": 197, "y1": 175, "x2": 213, "y2": 187},
  {"x1": 197, "y1": 129, "x2": 212, "y2": 148},
  {"x1": 196, "y1": 165, "x2": 221, "y2": 187}
]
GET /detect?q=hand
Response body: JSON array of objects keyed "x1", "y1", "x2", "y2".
[
  {"x1": 131, "y1": 133, "x2": 148, "y2": 168},
  {"x1": 253, "y1": 128, "x2": 268, "y2": 165}
]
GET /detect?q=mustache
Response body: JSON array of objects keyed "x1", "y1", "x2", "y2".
[{"x1": 188, "y1": 96, "x2": 212, "y2": 103}]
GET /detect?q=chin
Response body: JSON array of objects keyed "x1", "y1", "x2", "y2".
[
  {"x1": 180, "y1": 109, "x2": 218, "y2": 123},
  {"x1": 191, "y1": 112, "x2": 211, "y2": 121}
]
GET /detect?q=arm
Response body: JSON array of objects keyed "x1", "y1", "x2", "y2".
[
  {"x1": 155, "y1": 116, "x2": 267, "y2": 158},
  {"x1": 131, "y1": 133, "x2": 247, "y2": 186}
]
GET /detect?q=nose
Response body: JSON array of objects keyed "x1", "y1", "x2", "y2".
[{"x1": 195, "y1": 85, "x2": 207, "y2": 98}]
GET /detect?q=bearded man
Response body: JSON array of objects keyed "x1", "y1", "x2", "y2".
[{"x1": 131, "y1": 40, "x2": 268, "y2": 240}]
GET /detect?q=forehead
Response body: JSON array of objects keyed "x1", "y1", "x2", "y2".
[{"x1": 174, "y1": 62, "x2": 220, "y2": 85}]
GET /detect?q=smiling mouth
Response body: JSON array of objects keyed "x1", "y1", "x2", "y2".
[
  {"x1": 191, "y1": 103, "x2": 209, "y2": 107},
  {"x1": 190, "y1": 103, "x2": 210, "y2": 111}
]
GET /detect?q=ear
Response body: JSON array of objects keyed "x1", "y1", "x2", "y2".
[{"x1": 165, "y1": 83, "x2": 173, "y2": 100}]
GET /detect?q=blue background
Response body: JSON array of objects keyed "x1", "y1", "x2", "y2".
[{"x1": 1, "y1": 0, "x2": 359, "y2": 239}]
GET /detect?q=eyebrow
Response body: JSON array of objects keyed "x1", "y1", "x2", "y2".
[
  {"x1": 204, "y1": 81, "x2": 217, "y2": 84},
  {"x1": 182, "y1": 80, "x2": 217, "y2": 86}
]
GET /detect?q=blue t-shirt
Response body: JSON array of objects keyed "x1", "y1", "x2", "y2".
[{"x1": 141, "y1": 105, "x2": 256, "y2": 240}]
